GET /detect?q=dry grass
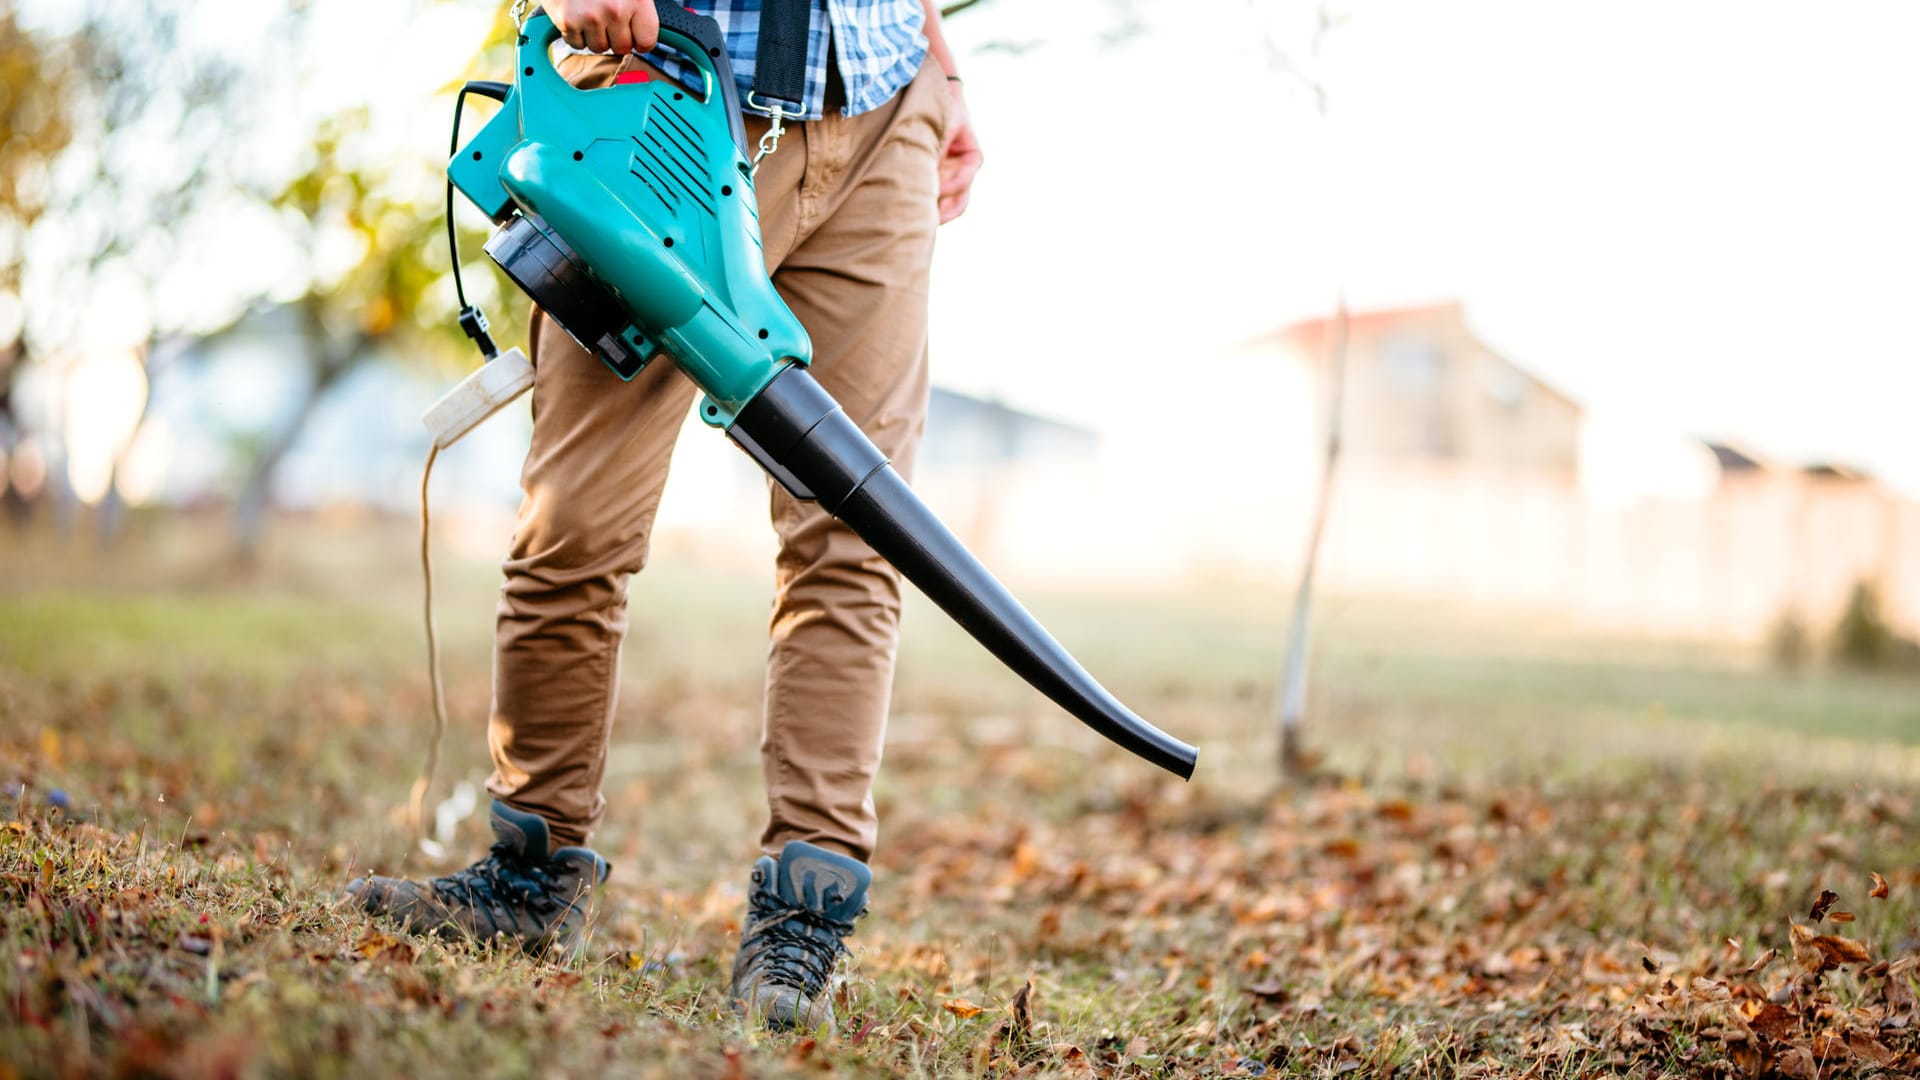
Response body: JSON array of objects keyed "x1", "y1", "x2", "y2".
[{"x1": 5, "y1": 515, "x2": 1920, "y2": 1077}]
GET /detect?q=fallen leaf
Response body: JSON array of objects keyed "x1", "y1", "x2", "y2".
[
  {"x1": 1690, "y1": 977, "x2": 1731, "y2": 1001},
  {"x1": 1871, "y1": 872, "x2": 1890, "y2": 899},
  {"x1": 354, "y1": 930, "x2": 415, "y2": 966},
  {"x1": 1809, "y1": 888, "x2": 1839, "y2": 922},
  {"x1": 942, "y1": 999, "x2": 984, "y2": 1019},
  {"x1": 1245, "y1": 979, "x2": 1288, "y2": 1003},
  {"x1": 1747, "y1": 1002, "x2": 1798, "y2": 1041},
  {"x1": 1641, "y1": 956, "x2": 1659, "y2": 975},
  {"x1": 1791, "y1": 922, "x2": 1869, "y2": 972},
  {"x1": 1829, "y1": 911, "x2": 1855, "y2": 923},
  {"x1": 1811, "y1": 934, "x2": 1869, "y2": 965},
  {"x1": 1775, "y1": 1045, "x2": 1817, "y2": 1080},
  {"x1": 1848, "y1": 1031, "x2": 1895, "y2": 1066},
  {"x1": 1036, "y1": 907, "x2": 1062, "y2": 940},
  {"x1": 1008, "y1": 978, "x2": 1035, "y2": 1037},
  {"x1": 1743, "y1": 948, "x2": 1777, "y2": 974}
]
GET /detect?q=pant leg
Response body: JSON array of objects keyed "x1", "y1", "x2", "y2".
[
  {"x1": 752, "y1": 60, "x2": 950, "y2": 863},
  {"x1": 486, "y1": 55, "x2": 699, "y2": 851}
]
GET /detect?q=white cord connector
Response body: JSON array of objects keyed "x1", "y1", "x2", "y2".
[
  {"x1": 421, "y1": 346, "x2": 534, "y2": 449},
  {"x1": 409, "y1": 347, "x2": 534, "y2": 854}
]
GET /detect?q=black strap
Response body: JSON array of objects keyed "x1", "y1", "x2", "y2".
[{"x1": 753, "y1": 0, "x2": 812, "y2": 108}]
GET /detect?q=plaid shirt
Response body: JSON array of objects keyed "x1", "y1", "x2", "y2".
[{"x1": 636, "y1": 1, "x2": 928, "y2": 121}]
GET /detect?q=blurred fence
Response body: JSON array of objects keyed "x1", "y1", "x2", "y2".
[{"x1": 898, "y1": 458, "x2": 1918, "y2": 641}]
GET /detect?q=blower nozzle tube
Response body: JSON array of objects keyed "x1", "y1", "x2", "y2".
[{"x1": 730, "y1": 366, "x2": 1199, "y2": 780}]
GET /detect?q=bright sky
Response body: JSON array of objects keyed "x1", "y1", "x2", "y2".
[
  {"x1": 933, "y1": 0, "x2": 1920, "y2": 495},
  {"x1": 52, "y1": 0, "x2": 1917, "y2": 496}
]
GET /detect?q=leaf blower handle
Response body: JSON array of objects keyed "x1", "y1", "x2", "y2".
[{"x1": 523, "y1": 4, "x2": 751, "y2": 159}]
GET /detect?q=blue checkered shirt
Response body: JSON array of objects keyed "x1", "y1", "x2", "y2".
[{"x1": 644, "y1": 1, "x2": 928, "y2": 121}]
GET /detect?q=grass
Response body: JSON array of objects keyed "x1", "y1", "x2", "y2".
[{"x1": 5, "y1": 514, "x2": 1920, "y2": 1077}]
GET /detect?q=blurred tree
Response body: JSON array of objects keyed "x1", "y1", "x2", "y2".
[
  {"x1": 226, "y1": 2, "x2": 525, "y2": 558},
  {"x1": 231, "y1": 109, "x2": 499, "y2": 557},
  {"x1": 2, "y1": 0, "x2": 282, "y2": 535},
  {"x1": 0, "y1": 1, "x2": 77, "y2": 520},
  {"x1": 1829, "y1": 579, "x2": 1920, "y2": 673}
]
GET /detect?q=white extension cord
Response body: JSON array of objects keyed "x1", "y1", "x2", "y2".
[{"x1": 410, "y1": 348, "x2": 535, "y2": 851}]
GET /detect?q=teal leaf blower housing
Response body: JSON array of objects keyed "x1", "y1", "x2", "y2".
[{"x1": 448, "y1": 4, "x2": 1197, "y2": 779}]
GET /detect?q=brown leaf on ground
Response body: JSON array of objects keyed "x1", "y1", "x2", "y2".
[
  {"x1": 354, "y1": 930, "x2": 415, "y2": 966},
  {"x1": 1829, "y1": 911, "x2": 1856, "y2": 923},
  {"x1": 1791, "y1": 922, "x2": 1869, "y2": 972},
  {"x1": 1848, "y1": 1031, "x2": 1896, "y2": 1066},
  {"x1": 1775, "y1": 1045, "x2": 1819, "y2": 1080},
  {"x1": 1746, "y1": 1002, "x2": 1798, "y2": 1041},
  {"x1": 1812, "y1": 934, "x2": 1870, "y2": 965},
  {"x1": 1641, "y1": 955, "x2": 1659, "y2": 974},
  {"x1": 1809, "y1": 889, "x2": 1840, "y2": 922},
  {"x1": 942, "y1": 999, "x2": 983, "y2": 1019},
  {"x1": 1245, "y1": 980, "x2": 1288, "y2": 1003},
  {"x1": 1008, "y1": 978, "x2": 1035, "y2": 1037},
  {"x1": 1743, "y1": 948, "x2": 1777, "y2": 974},
  {"x1": 1872, "y1": 872, "x2": 1890, "y2": 899}
]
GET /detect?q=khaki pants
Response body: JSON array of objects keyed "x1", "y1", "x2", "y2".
[{"x1": 486, "y1": 54, "x2": 949, "y2": 862}]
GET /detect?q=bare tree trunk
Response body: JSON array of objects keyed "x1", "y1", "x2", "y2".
[
  {"x1": 1278, "y1": 294, "x2": 1347, "y2": 778},
  {"x1": 0, "y1": 341, "x2": 32, "y2": 526},
  {"x1": 232, "y1": 310, "x2": 365, "y2": 561},
  {"x1": 232, "y1": 360, "x2": 355, "y2": 561},
  {"x1": 95, "y1": 343, "x2": 161, "y2": 548}
]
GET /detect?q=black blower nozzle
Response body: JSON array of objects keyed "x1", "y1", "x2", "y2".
[{"x1": 731, "y1": 366, "x2": 1199, "y2": 780}]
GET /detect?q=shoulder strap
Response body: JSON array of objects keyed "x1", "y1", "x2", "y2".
[{"x1": 753, "y1": 0, "x2": 812, "y2": 108}]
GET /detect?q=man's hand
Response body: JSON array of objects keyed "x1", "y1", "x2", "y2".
[
  {"x1": 547, "y1": 0, "x2": 660, "y2": 56},
  {"x1": 938, "y1": 82, "x2": 984, "y2": 224}
]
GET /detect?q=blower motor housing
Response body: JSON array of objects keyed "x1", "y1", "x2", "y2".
[{"x1": 484, "y1": 214, "x2": 651, "y2": 380}]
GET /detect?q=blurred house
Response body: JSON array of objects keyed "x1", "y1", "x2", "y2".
[
  {"x1": 655, "y1": 384, "x2": 1102, "y2": 560},
  {"x1": 920, "y1": 387, "x2": 1098, "y2": 470},
  {"x1": 1252, "y1": 302, "x2": 1583, "y2": 479},
  {"x1": 123, "y1": 302, "x2": 1920, "y2": 640}
]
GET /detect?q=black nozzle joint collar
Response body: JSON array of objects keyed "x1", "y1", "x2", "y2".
[
  {"x1": 458, "y1": 305, "x2": 499, "y2": 360},
  {"x1": 728, "y1": 365, "x2": 887, "y2": 512}
]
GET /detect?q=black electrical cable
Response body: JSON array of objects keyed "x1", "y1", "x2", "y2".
[
  {"x1": 446, "y1": 89, "x2": 473, "y2": 311},
  {"x1": 446, "y1": 82, "x2": 508, "y2": 358}
]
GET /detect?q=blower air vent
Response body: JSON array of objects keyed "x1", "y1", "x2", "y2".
[{"x1": 629, "y1": 97, "x2": 714, "y2": 218}]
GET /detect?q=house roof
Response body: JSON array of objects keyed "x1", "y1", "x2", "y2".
[
  {"x1": 1802, "y1": 462, "x2": 1873, "y2": 482},
  {"x1": 1268, "y1": 301, "x2": 1464, "y2": 350},
  {"x1": 1245, "y1": 301, "x2": 1582, "y2": 414},
  {"x1": 1701, "y1": 441, "x2": 1770, "y2": 473}
]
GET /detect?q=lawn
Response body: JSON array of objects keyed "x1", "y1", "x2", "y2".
[{"x1": 5, "y1": 516, "x2": 1920, "y2": 1077}]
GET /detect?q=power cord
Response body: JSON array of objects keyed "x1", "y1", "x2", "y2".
[
  {"x1": 409, "y1": 444, "x2": 449, "y2": 843},
  {"x1": 410, "y1": 78, "x2": 516, "y2": 852}
]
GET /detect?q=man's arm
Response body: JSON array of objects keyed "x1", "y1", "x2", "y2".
[
  {"x1": 921, "y1": 1, "x2": 983, "y2": 224},
  {"x1": 545, "y1": 0, "x2": 660, "y2": 57}
]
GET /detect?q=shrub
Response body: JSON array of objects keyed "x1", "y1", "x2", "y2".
[{"x1": 1829, "y1": 579, "x2": 1920, "y2": 672}]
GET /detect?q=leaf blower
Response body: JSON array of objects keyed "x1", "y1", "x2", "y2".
[{"x1": 419, "y1": 3, "x2": 1197, "y2": 804}]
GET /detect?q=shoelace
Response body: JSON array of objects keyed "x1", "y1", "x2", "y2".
[
  {"x1": 431, "y1": 842, "x2": 564, "y2": 917},
  {"x1": 746, "y1": 900, "x2": 859, "y2": 992}
]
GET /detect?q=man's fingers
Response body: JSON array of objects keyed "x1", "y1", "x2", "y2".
[
  {"x1": 938, "y1": 191, "x2": 970, "y2": 224},
  {"x1": 629, "y1": 10, "x2": 660, "y2": 52},
  {"x1": 605, "y1": 21, "x2": 635, "y2": 56},
  {"x1": 583, "y1": 24, "x2": 610, "y2": 53},
  {"x1": 940, "y1": 152, "x2": 983, "y2": 196},
  {"x1": 561, "y1": 25, "x2": 587, "y2": 50}
]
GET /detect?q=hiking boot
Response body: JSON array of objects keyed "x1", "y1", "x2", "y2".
[
  {"x1": 729, "y1": 840, "x2": 871, "y2": 1033},
  {"x1": 345, "y1": 799, "x2": 608, "y2": 952}
]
